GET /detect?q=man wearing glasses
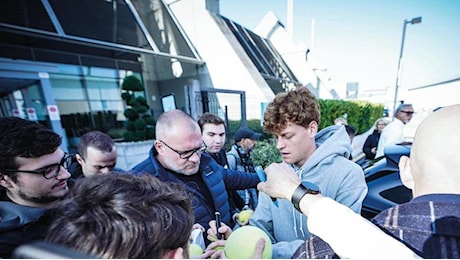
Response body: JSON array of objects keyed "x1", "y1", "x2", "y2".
[
  {"x1": 132, "y1": 109, "x2": 261, "y2": 243},
  {"x1": 376, "y1": 103, "x2": 414, "y2": 157},
  {"x1": 0, "y1": 117, "x2": 72, "y2": 258}
]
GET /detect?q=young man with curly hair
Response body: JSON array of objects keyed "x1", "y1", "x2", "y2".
[{"x1": 250, "y1": 87, "x2": 367, "y2": 258}]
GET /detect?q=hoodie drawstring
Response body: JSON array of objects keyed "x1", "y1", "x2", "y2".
[{"x1": 292, "y1": 167, "x2": 306, "y2": 237}]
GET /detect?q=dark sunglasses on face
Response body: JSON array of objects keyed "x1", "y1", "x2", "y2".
[
  {"x1": 1, "y1": 153, "x2": 72, "y2": 179},
  {"x1": 400, "y1": 110, "x2": 414, "y2": 115}
]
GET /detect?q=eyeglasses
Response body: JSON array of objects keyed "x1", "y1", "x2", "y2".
[
  {"x1": 400, "y1": 110, "x2": 414, "y2": 115},
  {"x1": 159, "y1": 140, "x2": 207, "y2": 160},
  {"x1": 1, "y1": 153, "x2": 72, "y2": 179}
]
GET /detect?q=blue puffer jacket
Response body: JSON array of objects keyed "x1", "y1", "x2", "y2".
[{"x1": 132, "y1": 149, "x2": 260, "y2": 231}]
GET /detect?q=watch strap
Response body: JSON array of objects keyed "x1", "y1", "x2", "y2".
[{"x1": 291, "y1": 182, "x2": 320, "y2": 212}]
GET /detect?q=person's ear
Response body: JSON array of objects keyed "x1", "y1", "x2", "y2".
[
  {"x1": 0, "y1": 174, "x2": 14, "y2": 189},
  {"x1": 76, "y1": 154, "x2": 84, "y2": 165},
  {"x1": 154, "y1": 141, "x2": 164, "y2": 155},
  {"x1": 162, "y1": 247, "x2": 184, "y2": 259},
  {"x1": 399, "y1": 155, "x2": 414, "y2": 190},
  {"x1": 308, "y1": 121, "x2": 318, "y2": 137}
]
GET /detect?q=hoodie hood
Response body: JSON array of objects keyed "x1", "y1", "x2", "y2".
[{"x1": 295, "y1": 125, "x2": 351, "y2": 175}]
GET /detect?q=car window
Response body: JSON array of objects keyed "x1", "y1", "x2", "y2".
[{"x1": 380, "y1": 185, "x2": 412, "y2": 204}]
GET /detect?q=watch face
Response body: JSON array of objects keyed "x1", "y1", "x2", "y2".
[{"x1": 301, "y1": 181, "x2": 320, "y2": 193}]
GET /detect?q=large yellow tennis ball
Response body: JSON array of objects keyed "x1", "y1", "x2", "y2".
[
  {"x1": 224, "y1": 226, "x2": 272, "y2": 259},
  {"x1": 188, "y1": 243, "x2": 203, "y2": 257}
]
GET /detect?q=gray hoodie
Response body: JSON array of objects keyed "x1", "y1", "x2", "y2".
[{"x1": 249, "y1": 125, "x2": 368, "y2": 258}]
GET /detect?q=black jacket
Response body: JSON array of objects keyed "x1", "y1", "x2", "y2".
[
  {"x1": 0, "y1": 193, "x2": 50, "y2": 258},
  {"x1": 363, "y1": 130, "x2": 381, "y2": 160}
]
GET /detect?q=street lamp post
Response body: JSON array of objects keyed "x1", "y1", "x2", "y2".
[{"x1": 392, "y1": 16, "x2": 422, "y2": 117}]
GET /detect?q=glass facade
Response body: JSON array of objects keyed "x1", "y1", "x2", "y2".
[
  {"x1": 0, "y1": 0, "x2": 205, "y2": 150},
  {"x1": 49, "y1": 0, "x2": 152, "y2": 50},
  {"x1": 0, "y1": 0, "x2": 57, "y2": 32},
  {"x1": 221, "y1": 15, "x2": 298, "y2": 93},
  {"x1": 48, "y1": 63, "x2": 143, "y2": 140}
]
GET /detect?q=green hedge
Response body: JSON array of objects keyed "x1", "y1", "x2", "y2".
[
  {"x1": 251, "y1": 139, "x2": 282, "y2": 168},
  {"x1": 318, "y1": 99, "x2": 383, "y2": 134}
]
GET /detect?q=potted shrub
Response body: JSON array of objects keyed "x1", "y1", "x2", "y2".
[
  {"x1": 116, "y1": 75, "x2": 156, "y2": 170},
  {"x1": 120, "y1": 75, "x2": 156, "y2": 141}
]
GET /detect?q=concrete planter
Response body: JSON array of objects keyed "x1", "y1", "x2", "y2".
[{"x1": 116, "y1": 140, "x2": 154, "y2": 170}]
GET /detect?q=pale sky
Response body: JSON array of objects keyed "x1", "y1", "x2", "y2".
[{"x1": 220, "y1": 0, "x2": 460, "y2": 93}]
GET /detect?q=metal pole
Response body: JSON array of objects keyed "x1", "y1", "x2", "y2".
[
  {"x1": 392, "y1": 19, "x2": 408, "y2": 118},
  {"x1": 240, "y1": 91, "x2": 247, "y2": 127},
  {"x1": 392, "y1": 17, "x2": 422, "y2": 118}
]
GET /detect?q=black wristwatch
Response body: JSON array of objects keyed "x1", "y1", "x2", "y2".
[{"x1": 291, "y1": 181, "x2": 321, "y2": 212}]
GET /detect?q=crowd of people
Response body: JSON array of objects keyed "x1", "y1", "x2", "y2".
[{"x1": 1, "y1": 87, "x2": 458, "y2": 259}]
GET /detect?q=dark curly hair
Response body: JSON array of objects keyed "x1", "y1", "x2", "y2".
[
  {"x1": 0, "y1": 117, "x2": 62, "y2": 171},
  {"x1": 46, "y1": 173, "x2": 193, "y2": 259},
  {"x1": 263, "y1": 87, "x2": 320, "y2": 134}
]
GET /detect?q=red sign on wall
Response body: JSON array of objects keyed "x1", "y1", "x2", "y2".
[{"x1": 47, "y1": 105, "x2": 60, "y2": 121}]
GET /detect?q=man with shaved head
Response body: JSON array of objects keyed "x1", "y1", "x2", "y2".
[
  {"x1": 365, "y1": 105, "x2": 460, "y2": 258},
  {"x1": 370, "y1": 104, "x2": 460, "y2": 258},
  {"x1": 131, "y1": 109, "x2": 260, "y2": 243}
]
